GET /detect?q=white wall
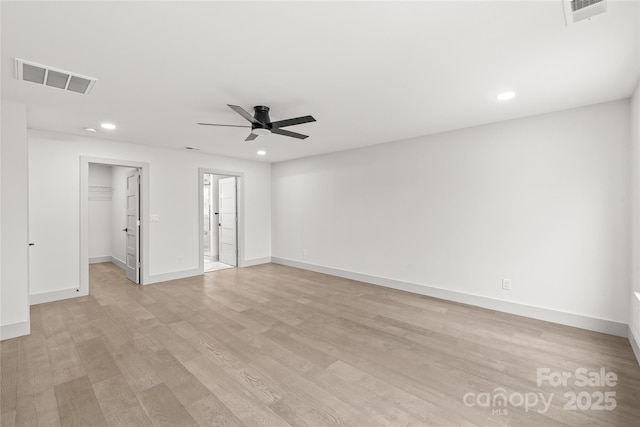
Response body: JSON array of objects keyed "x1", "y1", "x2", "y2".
[
  {"x1": 29, "y1": 130, "x2": 271, "y2": 298},
  {"x1": 88, "y1": 164, "x2": 113, "y2": 259},
  {"x1": 1, "y1": 101, "x2": 30, "y2": 339},
  {"x1": 630, "y1": 82, "x2": 640, "y2": 360},
  {"x1": 272, "y1": 100, "x2": 631, "y2": 334},
  {"x1": 111, "y1": 166, "x2": 131, "y2": 266}
]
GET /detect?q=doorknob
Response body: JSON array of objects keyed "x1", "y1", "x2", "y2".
[
  {"x1": 29, "y1": 243, "x2": 35, "y2": 246},
  {"x1": 122, "y1": 228, "x2": 128, "y2": 232}
]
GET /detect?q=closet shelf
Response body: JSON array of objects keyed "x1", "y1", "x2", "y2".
[
  {"x1": 88, "y1": 185, "x2": 113, "y2": 192},
  {"x1": 89, "y1": 185, "x2": 113, "y2": 201}
]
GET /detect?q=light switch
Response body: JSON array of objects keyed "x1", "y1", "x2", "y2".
[{"x1": 150, "y1": 214, "x2": 160, "y2": 222}]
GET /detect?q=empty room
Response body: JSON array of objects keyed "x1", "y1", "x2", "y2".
[{"x1": 1, "y1": 1, "x2": 640, "y2": 426}]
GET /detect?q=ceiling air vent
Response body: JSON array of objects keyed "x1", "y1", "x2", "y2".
[
  {"x1": 15, "y1": 58, "x2": 97, "y2": 95},
  {"x1": 563, "y1": 0, "x2": 607, "y2": 25}
]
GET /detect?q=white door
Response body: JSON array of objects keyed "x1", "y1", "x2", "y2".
[
  {"x1": 218, "y1": 177, "x2": 237, "y2": 266},
  {"x1": 125, "y1": 169, "x2": 140, "y2": 283}
]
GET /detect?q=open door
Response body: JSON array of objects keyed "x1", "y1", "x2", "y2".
[
  {"x1": 125, "y1": 169, "x2": 140, "y2": 283},
  {"x1": 218, "y1": 177, "x2": 237, "y2": 266}
]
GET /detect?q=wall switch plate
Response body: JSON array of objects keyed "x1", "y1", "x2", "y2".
[
  {"x1": 150, "y1": 214, "x2": 160, "y2": 222},
  {"x1": 502, "y1": 278, "x2": 512, "y2": 290}
]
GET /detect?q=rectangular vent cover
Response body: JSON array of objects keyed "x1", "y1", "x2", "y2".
[
  {"x1": 563, "y1": 0, "x2": 607, "y2": 25},
  {"x1": 15, "y1": 58, "x2": 96, "y2": 95},
  {"x1": 571, "y1": 0, "x2": 605, "y2": 12}
]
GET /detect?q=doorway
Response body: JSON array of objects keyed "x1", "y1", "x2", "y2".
[
  {"x1": 80, "y1": 157, "x2": 149, "y2": 296},
  {"x1": 199, "y1": 169, "x2": 242, "y2": 273},
  {"x1": 87, "y1": 164, "x2": 141, "y2": 283}
]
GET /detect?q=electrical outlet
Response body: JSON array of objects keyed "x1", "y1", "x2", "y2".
[
  {"x1": 502, "y1": 278, "x2": 512, "y2": 290},
  {"x1": 302, "y1": 248, "x2": 307, "y2": 256},
  {"x1": 177, "y1": 257, "x2": 182, "y2": 264}
]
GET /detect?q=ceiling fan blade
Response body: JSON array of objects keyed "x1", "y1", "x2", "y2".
[
  {"x1": 227, "y1": 104, "x2": 263, "y2": 125},
  {"x1": 271, "y1": 128, "x2": 309, "y2": 140},
  {"x1": 197, "y1": 123, "x2": 251, "y2": 128},
  {"x1": 245, "y1": 133, "x2": 259, "y2": 142},
  {"x1": 270, "y1": 115, "x2": 316, "y2": 129}
]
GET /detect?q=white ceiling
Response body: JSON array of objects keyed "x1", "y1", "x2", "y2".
[{"x1": 2, "y1": 1, "x2": 639, "y2": 163}]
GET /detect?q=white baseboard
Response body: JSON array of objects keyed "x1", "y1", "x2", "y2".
[
  {"x1": 271, "y1": 257, "x2": 627, "y2": 337},
  {"x1": 0, "y1": 320, "x2": 30, "y2": 340},
  {"x1": 30, "y1": 287, "x2": 81, "y2": 305},
  {"x1": 111, "y1": 256, "x2": 126, "y2": 271},
  {"x1": 90, "y1": 256, "x2": 126, "y2": 271},
  {"x1": 146, "y1": 268, "x2": 201, "y2": 285},
  {"x1": 242, "y1": 256, "x2": 271, "y2": 267},
  {"x1": 629, "y1": 326, "x2": 640, "y2": 367},
  {"x1": 141, "y1": 257, "x2": 270, "y2": 285}
]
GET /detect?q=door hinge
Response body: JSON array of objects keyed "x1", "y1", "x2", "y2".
[{"x1": 137, "y1": 220, "x2": 140, "y2": 226}]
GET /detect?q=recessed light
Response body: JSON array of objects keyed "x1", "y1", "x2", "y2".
[
  {"x1": 100, "y1": 122, "x2": 116, "y2": 130},
  {"x1": 497, "y1": 91, "x2": 516, "y2": 101},
  {"x1": 257, "y1": 150, "x2": 266, "y2": 156},
  {"x1": 83, "y1": 127, "x2": 97, "y2": 132}
]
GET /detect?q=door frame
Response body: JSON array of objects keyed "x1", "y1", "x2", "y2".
[
  {"x1": 80, "y1": 157, "x2": 150, "y2": 295},
  {"x1": 198, "y1": 168, "x2": 244, "y2": 273}
]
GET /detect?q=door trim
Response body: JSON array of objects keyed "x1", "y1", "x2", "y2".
[
  {"x1": 80, "y1": 157, "x2": 149, "y2": 295},
  {"x1": 198, "y1": 168, "x2": 245, "y2": 274}
]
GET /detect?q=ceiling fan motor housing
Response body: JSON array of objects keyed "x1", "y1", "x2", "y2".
[{"x1": 253, "y1": 106, "x2": 271, "y2": 131}]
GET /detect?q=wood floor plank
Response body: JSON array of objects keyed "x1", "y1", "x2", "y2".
[
  {"x1": 92, "y1": 375, "x2": 153, "y2": 427},
  {"x1": 255, "y1": 354, "x2": 381, "y2": 427},
  {"x1": 109, "y1": 342, "x2": 163, "y2": 394},
  {"x1": 54, "y1": 376, "x2": 107, "y2": 427},
  {"x1": 186, "y1": 395, "x2": 244, "y2": 427},
  {"x1": 145, "y1": 349, "x2": 211, "y2": 408},
  {"x1": 15, "y1": 328, "x2": 60, "y2": 426},
  {"x1": 0, "y1": 410, "x2": 16, "y2": 427},
  {"x1": 324, "y1": 359, "x2": 474, "y2": 426},
  {"x1": 136, "y1": 383, "x2": 198, "y2": 427},
  {"x1": 45, "y1": 331, "x2": 86, "y2": 386},
  {"x1": 75, "y1": 337, "x2": 121, "y2": 384},
  {"x1": 142, "y1": 302, "x2": 183, "y2": 325},
  {"x1": 170, "y1": 320, "x2": 284, "y2": 406},
  {"x1": 145, "y1": 324, "x2": 201, "y2": 364},
  {"x1": 260, "y1": 327, "x2": 338, "y2": 369},
  {"x1": 68, "y1": 322, "x2": 100, "y2": 345},
  {"x1": 14, "y1": 389, "x2": 60, "y2": 427},
  {"x1": 183, "y1": 355, "x2": 290, "y2": 426},
  {"x1": 1, "y1": 339, "x2": 19, "y2": 417},
  {"x1": 313, "y1": 363, "x2": 436, "y2": 427}
]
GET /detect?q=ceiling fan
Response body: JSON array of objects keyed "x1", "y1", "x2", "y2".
[{"x1": 198, "y1": 104, "x2": 316, "y2": 141}]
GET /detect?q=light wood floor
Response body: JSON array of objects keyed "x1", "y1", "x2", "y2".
[{"x1": 1, "y1": 262, "x2": 639, "y2": 426}]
